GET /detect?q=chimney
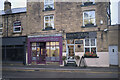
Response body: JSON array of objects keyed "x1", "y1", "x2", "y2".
[{"x1": 4, "y1": 0, "x2": 11, "y2": 11}]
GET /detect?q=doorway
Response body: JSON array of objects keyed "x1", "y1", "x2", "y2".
[
  {"x1": 66, "y1": 40, "x2": 75, "y2": 59},
  {"x1": 31, "y1": 42, "x2": 46, "y2": 64},
  {"x1": 109, "y1": 46, "x2": 118, "y2": 65}
]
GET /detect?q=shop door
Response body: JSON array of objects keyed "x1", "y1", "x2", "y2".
[
  {"x1": 68, "y1": 45, "x2": 75, "y2": 57},
  {"x1": 31, "y1": 42, "x2": 46, "y2": 64},
  {"x1": 109, "y1": 46, "x2": 118, "y2": 65},
  {"x1": 36, "y1": 47, "x2": 46, "y2": 64}
]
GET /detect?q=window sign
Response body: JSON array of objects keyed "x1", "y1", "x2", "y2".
[{"x1": 13, "y1": 21, "x2": 21, "y2": 33}]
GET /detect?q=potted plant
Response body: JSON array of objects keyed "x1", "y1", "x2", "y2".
[
  {"x1": 45, "y1": 26, "x2": 53, "y2": 30},
  {"x1": 62, "y1": 56, "x2": 67, "y2": 66},
  {"x1": 62, "y1": 56, "x2": 66, "y2": 61},
  {"x1": 45, "y1": 5, "x2": 53, "y2": 11},
  {"x1": 85, "y1": 21, "x2": 94, "y2": 27},
  {"x1": 84, "y1": 0, "x2": 93, "y2": 5},
  {"x1": 92, "y1": 53, "x2": 97, "y2": 57},
  {"x1": 75, "y1": 56, "x2": 80, "y2": 60},
  {"x1": 52, "y1": 53, "x2": 55, "y2": 57}
]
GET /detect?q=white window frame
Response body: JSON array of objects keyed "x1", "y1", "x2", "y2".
[
  {"x1": 84, "y1": 38, "x2": 97, "y2": 53},
  {"x1": 44, "y1": 0, "x2": 54, "y2": 10},
  {"x1": 66, "y1": 40, "x2": 75, "y2": 58},
  {"x1": 82, "y1": 0, "x2": 95, "y2": 5},
  {"x1": 83, "y1": 10, "x2": 96, "y2": 26},
  {"x1": 44, "y1": 15, "x2": 54, "y2": 29},
  {"x1": 13, "y1": 21, "x2": 21, "y2": 33}
]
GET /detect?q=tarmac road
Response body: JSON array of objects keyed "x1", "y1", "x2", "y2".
[
  {"x1": 2, "y1": 68, "x2": 120, "y2": 78},
  {"x1": 1, "y1": 64, "x2": 120, "y2": 79}
]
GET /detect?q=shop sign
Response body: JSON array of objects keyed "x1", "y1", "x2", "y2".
[
  {"x1": 66, "y1": 32, "x2": 96, "y2": 39},
  {"x1": 75, "y1": 40, "x2": 83, "y2": 44},
  {"x1": 30, "y1": 37, "x2": 59, "y2": 42}
]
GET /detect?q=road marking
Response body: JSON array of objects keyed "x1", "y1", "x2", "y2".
[{"x1": 3, "y1": 68, "x2": 120, "y2": 74}]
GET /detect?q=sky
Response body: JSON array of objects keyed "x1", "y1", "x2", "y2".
[{"x1": 0, "y1": 0, "x2": 119, "y2": 25}]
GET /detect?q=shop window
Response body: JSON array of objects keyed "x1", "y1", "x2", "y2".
[
  {"x1": 46, "y1": 42, "x2": 60, "y2": 61},
  {"x1": 84, "y1": 38, "x2": 96, "y2": 54},
  {"x1": 83, "y1": 11, "x2": 96, "y2": 27},
  {"x1": 44, "y1": 0, "x2": 54, "y2": 11},
  {"x1": 67, "y1": 40, "x2": 74, "y2": 44},
  {"x1": 44, "y1": 15, "x2": 54, "y2": 30},
  {"x1": 82, "y1": 0, "x2": 95, "y2": 6},
  {"x1": 13, "y1": 21, "x2": 21, "y2": 33}
]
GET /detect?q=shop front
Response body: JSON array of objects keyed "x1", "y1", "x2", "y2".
[
  {"x1": 66, "y1": 31, "x2": 97, "y2": 58},
  {"x1": 2, "y1": 36, "x2": 27, "y2": 65},
  {"x1": 65, "y1": 31, "x2": 109, "y2": 67},
  {"x1": 27, "y1": 34, "x2": 62, "y2": 65}
]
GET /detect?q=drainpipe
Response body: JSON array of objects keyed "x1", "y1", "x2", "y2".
[{"x1": 6, "y1": 15, "x2": 8, "y2": 37}]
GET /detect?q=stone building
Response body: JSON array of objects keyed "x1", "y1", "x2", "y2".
[
  {"x1": 0, "y1": 0, "x2": 27, "y2": 64},
  {"x1": 1, "y1": 0, "x2": 119, "y2": 67},
  {"x1": 26, "y1": 0, "x2": 111, "y2": 67}
]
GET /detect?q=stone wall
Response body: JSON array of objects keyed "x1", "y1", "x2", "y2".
[
  {"x1": 2, "y1": 12, "x2": 27, "y2": 37},
  {"x1": 27, "y1": 2, "x2": 110, "y2": 52},
  {"x1": 75, "y1": 52, "x2": 109, "y2": 67}
]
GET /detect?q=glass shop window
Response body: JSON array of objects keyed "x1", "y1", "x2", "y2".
[{"x1": 84, "y1": 38, "x2": 96, "y2": 54}]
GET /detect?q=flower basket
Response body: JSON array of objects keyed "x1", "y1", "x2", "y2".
[{"x1": 84, "y1": 52, "x2": 97, "y2": 58}]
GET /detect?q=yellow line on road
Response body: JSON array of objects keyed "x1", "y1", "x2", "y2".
[{"x1": 2, "y1": 69, "x2": 120, "y2": 74}]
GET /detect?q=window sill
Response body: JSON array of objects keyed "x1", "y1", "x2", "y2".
[
  {"x1": 81, "y1": 25, "x2": 97, "y2": 28},
  {"x1": 81, "y1": 3, "x2": 96, "y2": 7},
  {"x1": 82, "y1": 56, "x2": 99, "y2": 58},
  {"x1": 42, "y1": 28, "x2": 56, "y2": 31},
  {"x1": 13, "y1": 32, "x2": 22, "y2": 34},
  {"x1": 43, "y1": 9, "x2": 55, "y2": 12}
]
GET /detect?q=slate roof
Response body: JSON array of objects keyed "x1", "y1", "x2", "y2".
[{"x1": 0, "y1": 7, "x2": 26, "y2": 15}]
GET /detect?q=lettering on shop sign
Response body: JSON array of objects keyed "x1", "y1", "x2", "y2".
[
  {"x1": 75, "y1": 40, "x2": 83, "y2": 44},
  {"x1": 66, "y1": 32, "x2": 97, "y2": 39},
  {"x1": 30, "y1": 38, "x2": 59, "y2": 42}
]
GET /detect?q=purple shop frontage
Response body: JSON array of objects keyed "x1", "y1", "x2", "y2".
[{"x1": 27, "y1": 35, "x2": 63, "y2": 65}]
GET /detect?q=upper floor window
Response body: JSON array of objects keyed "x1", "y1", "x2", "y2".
[
  {"x1": 13, "y1": 21, "x2": 21, "y2": 33},
  {"x1": 44, "y1": 0, "x2": 54, "y2": 11},
  {"x1": 44, "y1": 15, "x2": 54, "y2": 30},
  {"x1": 82, "y1": 0, "x2": 95, "y2": 5},
  {"x1": 83, "y1": 11, "x2": 96, "y2": 27},
  {"x1": 0, "y1": 24, "x2": 3, "y2": 34}
]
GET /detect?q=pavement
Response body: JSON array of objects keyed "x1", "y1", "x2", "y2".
[
  {"x1": 2, "y1": 63, "x2": 120, "y2": 73},
  {"x1": 1, "y1": 63, "x2": 120, "y2": 79}
]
